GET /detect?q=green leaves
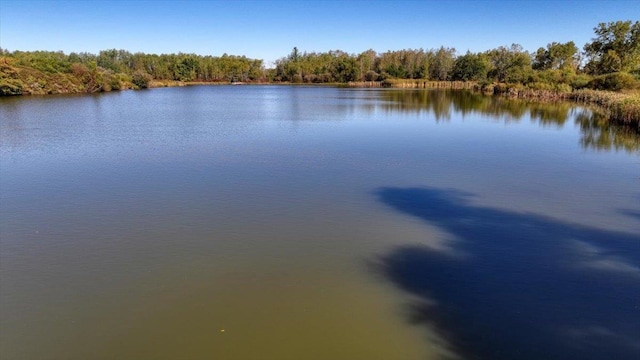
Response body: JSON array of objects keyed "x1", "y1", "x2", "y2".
[{"x1": 584, "y1": 21, "x2": 640, "y2": 75}]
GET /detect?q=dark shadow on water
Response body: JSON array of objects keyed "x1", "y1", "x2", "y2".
[
  {"x1": 373, "y1": 187, "x2": 640, "y2": 360},
  {"x1": 620, "y1": 208, "x2": 640, "y2": 222}
]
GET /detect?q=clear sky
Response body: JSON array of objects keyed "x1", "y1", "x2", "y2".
[{"x1": 1, "y1": 0, "x2": 638, "y2": 66}]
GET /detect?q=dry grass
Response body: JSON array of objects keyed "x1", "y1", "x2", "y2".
[
  {"x1": 568, "y1": 89, "x2": 640, "y2": 129},
  {"x1": 380, "y1": 79, "x2": 477, "y2": 89}
]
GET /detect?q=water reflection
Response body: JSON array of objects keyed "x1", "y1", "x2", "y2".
[
  {"x1": 2, "y1": 87, "x2": 639, "y2": 154},
  {"x1": 374, "y1": 187, "x2": 640, "y2": 360},
  {"x1": 375, "y1": 89, "x2": 639, "y2": 153},
  {"x1": 377, "y1": 89, "x2": 571, "y2": 124},
  {"x1": 576, "y1": 110, "x2": 640, "y2": 153}
]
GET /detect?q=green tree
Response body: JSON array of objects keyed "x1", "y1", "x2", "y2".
[
  {"x1": 332, "y1": 53, "x2": 358, "y2": 82},
  {"x1": 533, "y1": 41, "x2": 578, "y2": 70},
  {"x1": 97, "y1": 49, "x2": 127, "y2": 73},
  {"x1": 451, "y1": 51, "x2": 489, "y2": 81},
  {"x1": 583, "y1": 20, "x2": 640, "y2": 74},
  {"x1": 428, "y1": 47, "x2": 455, "y2": 80},
  {"x1": 173, "y1": 55, "x2": 197, "y2": 81},
  {"x1": 486, "y1": 44, "x2": 532, "y2": 83},
  {"x1": 356, "y1": 49, "x2": 377, "y2": 81}
]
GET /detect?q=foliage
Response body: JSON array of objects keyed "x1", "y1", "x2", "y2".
[
  {"x1": 451, "y1": 51, "x2": 489, "y2": 81},
  {"x1": 0, "y1": 78, "x2": 23, "y2": 95},
  {"x1": 587, "y1": 72, "x2": 637, "y2": 91},
  {"x1": 429, "y1": 47, "x2": 456, "y2": 81},
  {"x1": 583, "y1": 21, "x2": 640, "y2": 75},
  {"x1": 12, "y1": 50, "x2": 72, "y2": 73},
  {"x1": 364, "y1": 70, "x2": 379, "y2": 81},
  {"x1": 2, "y1": 20, "x2": 640, "y2": 96},
  {"x1": 533, "y1": 41, "x2": 578, "y2": 71},
  {"x1": 486, "y1": 44, "x2": 532, "y2": 83},
  {"x1": 131, "y1": 70, "x2": 153, "y2": 89},
  {"x1": 0, "y1": 50, "x2": 265, "y2": 94}
]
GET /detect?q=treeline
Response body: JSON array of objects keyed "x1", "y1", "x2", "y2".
[
  {"x1": 271, "y1": 20, "x2": 639, "y2": 92},
  {"x1": 0, "y1": 50, "x2": 264, "y2": 95},
  {"x1": 1, "y1": 20, "x2": 638, "y2": 96}
]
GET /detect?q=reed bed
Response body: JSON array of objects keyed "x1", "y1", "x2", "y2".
[
  {"x1": 381, "y1": 79, "x2": 477, "y2": 89},
  {"x1": 490, "y1": 85, "x2": 639, "y2": 130},
  {"x1": 566, "y1": 90, "x2": 639, "y2": 129}
]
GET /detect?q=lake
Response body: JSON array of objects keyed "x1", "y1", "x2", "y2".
[{"x1": 1, "y1": 86, "x2": 638, "y2": 360}]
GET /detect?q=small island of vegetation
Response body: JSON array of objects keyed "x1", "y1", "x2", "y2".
[{"x1": 1, "y1": 20, "x2": 638, "y2": 128}]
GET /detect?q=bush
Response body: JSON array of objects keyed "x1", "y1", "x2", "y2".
[
  {"x1": 554, "y1": 83, "x2": 573, "y2": 93},
  {"x1": 303, "y1": 74, "x2": 317, "y2": 83},
  {"x1": 528, "y1": 82, "x2": 554, "y2": 91},
  {"x1": 131, "y1": 70, "x2": 153, "y2": 89},
  {"x1": 587, "y1": 72, "x2": 637, "y2": 91},
  {"x1": 0, "y1": 78, "x2": 23, "y2": 95},
  {"x1": 569, "y1": 74, "x2": 592, "y2": 89},
  {"x1": 364, "y1": 70, "x2": 379, "y2": 81}
]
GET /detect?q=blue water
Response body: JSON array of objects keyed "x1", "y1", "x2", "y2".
[{"x1": 1, "y1": 86, "x2": 638, "y2": 360}]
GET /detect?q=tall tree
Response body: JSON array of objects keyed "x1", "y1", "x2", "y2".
[
  {"x1": 533, "y1": 41, "x2": 578, "y2": 70},
  {"x1": 583, "y1": 20, "x2": 640, "y2": 74},
  {"x1": 451, "y1": 51, "x2": 489, "y2": 81},
  {"x1": 428, "y1": 47, "x2": 455, "y2": 81},
  {"x1": 486, "y1": 44, "x2": 532, "y2": 83}
]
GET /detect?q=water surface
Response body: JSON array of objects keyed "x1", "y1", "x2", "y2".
[{"x1": 1, "y1": 86, "x2": 638, "y2": 359}]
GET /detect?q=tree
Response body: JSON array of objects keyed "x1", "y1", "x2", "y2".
[
  {"x1": 356, "y1": 49, "x2": 377, "y2": 81},
  {"x1": 486, "y1": 44, "x2": 532, "y2": 83},
  {"x1": 428, "y1": 47, "x2": 455, "y2": 80},
  {"x1": 97, "y1": 49, "x2": 131, "y2": 73},
  {"x1": 173, "y1": 55, "x2": 197, "y2": 81},
  {"x1": 332, "y1": 53, "x2": 358, "y2": 82},
  {"x1": 533, "y1": 41, "x2": 578, "y2": 70},
  {"x1": 583, "y1": 20, "x2": 640, "y2": 74},
  {"x1": 452, "y1": 51, "x2": 489, "y2": 81},
  {"x1": 289, "y1": 47, "x2": 300, "y2": 62}
]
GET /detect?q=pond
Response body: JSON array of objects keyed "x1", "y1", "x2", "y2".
[{"x1": 1, "y1": 86, "x2": 638, "y2": 360}]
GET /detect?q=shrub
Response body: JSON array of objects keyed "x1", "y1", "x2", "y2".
[
  {"x1": 554, "y1": 83, "x2": 573, "y2": 93},
  {"x1": 303, "y1": 74, "x2": 317, "y2": 83},
  {"x1": 364, "y1": 70, "x2": 379, "y2": 81},
  {"x1": 587, "y1": 72, "x2": 637, "y2": 91},
  {"x1": 0, "y1": 78, "x2": 23, "y2": 95},
  {"x1": 131, "y1": 70, "x2": 153, "y2": 89},
  {"x1": 569, "y1": 74, "x2": 592, "y2": 89}
]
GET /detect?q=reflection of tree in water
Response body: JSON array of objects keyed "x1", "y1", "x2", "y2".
[
  {"x1": 379, "y1": 89, "x2": 570, "y2": 124},
  {"x1": 576, "y1": 110, "x2": 640, "y2": 153},
  {"x1": 379, "y1": 89, "x2": 639, "y2": 152},
  {"x1": 373, "y1": 187, "x2": 640, "y2": 360}
]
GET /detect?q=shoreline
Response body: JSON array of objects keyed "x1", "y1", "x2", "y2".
[{"x1": 3, "y1": 80, "x2": 638, "y2": 130}]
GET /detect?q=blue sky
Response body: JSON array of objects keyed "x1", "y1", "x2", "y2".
[{"x1": 1, "y1": 0, "x2": 638, "y2": 66}]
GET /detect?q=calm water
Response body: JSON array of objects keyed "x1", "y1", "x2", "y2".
[{"x1": 1, "y1": 86, "x2": 638, "y2": 360}]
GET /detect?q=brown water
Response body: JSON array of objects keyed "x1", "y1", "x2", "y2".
[{"x1": 1, "y1": 86, "x2": 638, "y2": 360}]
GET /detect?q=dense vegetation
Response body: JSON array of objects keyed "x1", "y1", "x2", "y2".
[
  {"x1": 270, "y1": 20, "x2": 639, "y2": 91},
  {"x1": 0, "y1": 50, "x2": 264, "y2": 95},
  {"x1": 1, "y1": 20, "x2": 638, "y2": 99}
]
